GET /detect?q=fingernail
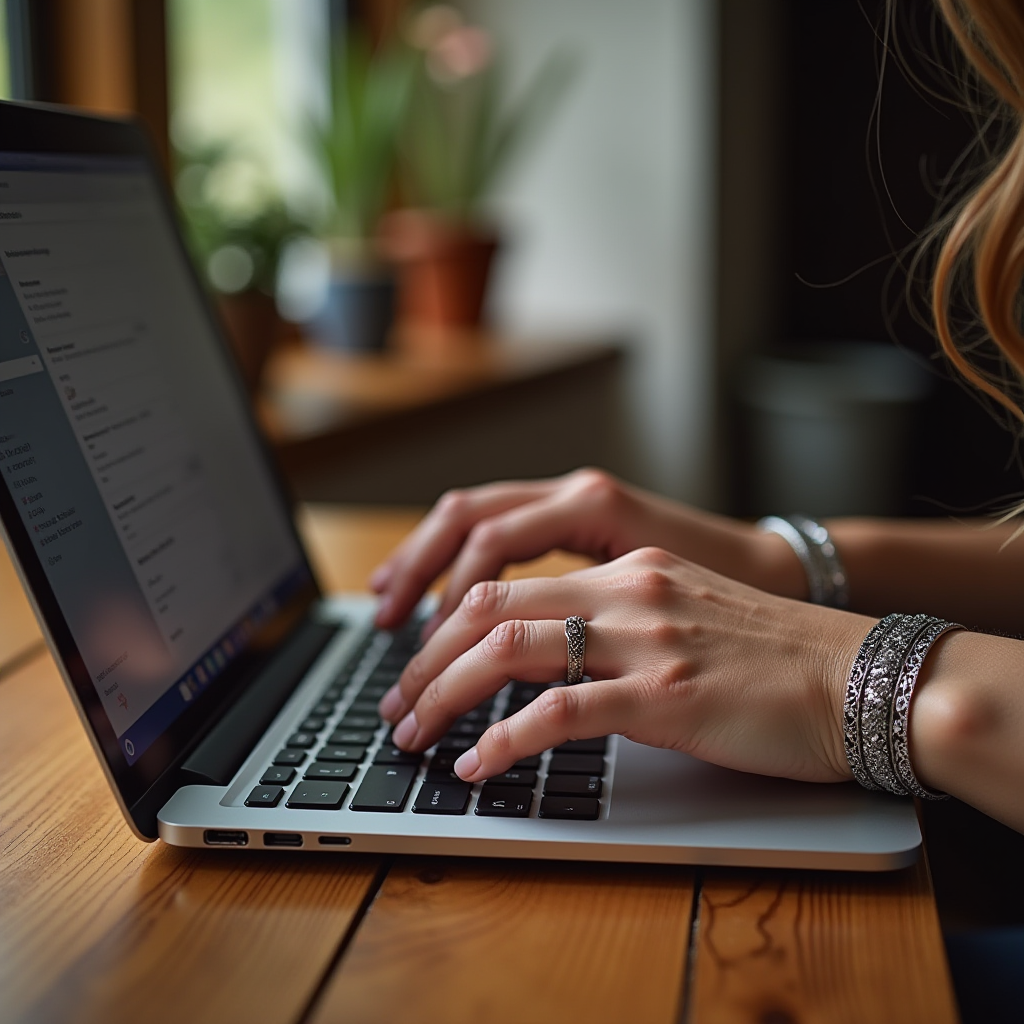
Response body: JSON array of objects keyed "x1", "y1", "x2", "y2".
[
  {"x1": 420, "y1": 611, "x2": 443, "y2": 642},
  {"x1": 454, "y1": 747, "x2": 481, "y2": 781},
  {"x1": 392, "y1": 710, "x2": 418, "y2": 748},
  {"x1": 378, "y1": 685, "x2": 404, "y2": 721},
  {"x1": 369, "y1": 565, "x2": 391, "y2": 592}
]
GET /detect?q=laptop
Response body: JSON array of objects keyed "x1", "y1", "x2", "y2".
[{"x1": 0, "y1": 100, "x2": 921, "y2": 870}]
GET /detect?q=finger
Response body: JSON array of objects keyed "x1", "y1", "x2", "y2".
[
  {"x1": 455, "y1": 677, "x2": 639, "y2": 781},
  {"x1": 390, "y1": 615, "x2": 620, "y2": 751},
  {"x1": 373, "y1": 480, "x2": 558, "y2": 627},
  {"x1": 430, "y1": 490, "x2": 613, "y2": 630},
  {"x1": 380, "y1": 576, "x2": 601, "y2": 722}
]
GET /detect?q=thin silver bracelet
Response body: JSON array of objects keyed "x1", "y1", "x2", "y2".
[
  {"x1": 757, "y1": 514, "x2": 849, "y2": 608},
  {"x1": 845, "y1": 613, "x2": 961, "y2": 800}
]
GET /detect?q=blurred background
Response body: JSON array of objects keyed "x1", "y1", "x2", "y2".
[{"x1": 0, "y1": 0, "x2": 1017, "y2": 517}]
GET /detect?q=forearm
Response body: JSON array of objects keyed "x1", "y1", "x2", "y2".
[
  {"x1": 911, "y1": 630, "x2": 1024, "y2": 833},
  {"x1": 826, "y1": 518, "x2": 1024, "y2": 632}
]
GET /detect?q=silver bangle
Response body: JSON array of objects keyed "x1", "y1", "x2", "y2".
[
  {"x1": 890, "y1": 618, "x2": 962, "y2": 799},
  {"x1": 757, "y1": 514, "x2": 848, "y2": 608},
  {"x1": 845, "y1": 613, "x2": 961, "y2": 800}
]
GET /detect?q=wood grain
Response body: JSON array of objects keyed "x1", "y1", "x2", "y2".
[
  {"x1": 0, "y1": 647, "x2": 382, "y2": 1024},
  {"x1": 0, "y1": 540, "x2": 43, "y2": 676},
  {"x1": 310, "y1": 857, "x2": 696, "y2": 1024},
  {"x1": 689, "y1": 861, "x2": 959, "y2": 1024}
]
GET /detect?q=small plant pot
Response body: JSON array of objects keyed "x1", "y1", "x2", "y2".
[
  {"x1": 216, "y1": 289, "x2": 282, "y2": 394},
  {"x1": 312, "y1": 266, "x2": 397, "y2": 353},
  {"x1": 378, "y1": 210, "x2": 500, "y2": 331}
]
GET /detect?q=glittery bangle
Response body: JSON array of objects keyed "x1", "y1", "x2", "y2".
[
  {"x1": 843, "y1": 613, "x2": 901, "y2": 791},
  {"x1": 890, "y1": 617, "x2": 962, "y2": 800},
  {"x1": 757, "y1": 515, "x2": 826, "y2": 604},
  {"x1": 859, "y1": 614, "x2": 931, "y2": 795},
  {"x1": 757, "y1": 514, "x2": 849, "y2": 608}
]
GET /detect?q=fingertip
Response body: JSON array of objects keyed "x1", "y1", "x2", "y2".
[
  {"x1": 369, "y1": 564, "x2": 392, "y2": 592},
  {"x1": 378, "y1": 684, "x2": 405, "y2": 722},
  {"x1": 419, "y1": 610, "x2": 445, "y2": 643},
  {"x1": 454, "y1": 746, "x2": 483, "y2": 781},
  {"x1": 374, "y1": 593, "x2": 396, "y2": 628}
]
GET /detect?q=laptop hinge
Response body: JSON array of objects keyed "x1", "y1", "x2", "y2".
[{"x1": 178, "y1": 618, "x2": 341, "y2": 787}]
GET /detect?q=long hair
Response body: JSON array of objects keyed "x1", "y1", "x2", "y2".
[{"x1": 932, "y1": 0, "x2": 1024, "y2": 421}]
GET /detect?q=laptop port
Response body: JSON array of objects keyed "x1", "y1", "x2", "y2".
[
  {"x1": 318, "y1": 835, "x2": 352, "y2": 846},
  {"x1": 204, "y1": 829, "x2": 249, "y2": 846},
  {"x1": 264, "y1": 832, "x2": 303, "y2": 848}
]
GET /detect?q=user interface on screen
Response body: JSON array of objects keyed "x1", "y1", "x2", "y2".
[{"x1": 0, "y1": 153, "x2": 308, "y2": 766}]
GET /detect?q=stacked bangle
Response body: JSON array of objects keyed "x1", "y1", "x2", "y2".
[
  {"x1": 757, "y1": 514, "x2": 849, "y2": 608},
  {"x1": 844, "y1": 612, "x2": 963, "y2": 799}
]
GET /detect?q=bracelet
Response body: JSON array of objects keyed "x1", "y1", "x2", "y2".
[
  {"x1": 757, "y1": 514, "x2": 849, "y2": 608},
  {"x1": 845, "y1": 613, "x2": 962, "y2": 800}
]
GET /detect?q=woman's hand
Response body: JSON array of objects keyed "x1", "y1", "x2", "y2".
[
  {"x1": 371, "y1": 469, "x2": 807, "y2": 637},
  {"x1": 378, "y1": 546, "x2": 872, "y2": 785}
]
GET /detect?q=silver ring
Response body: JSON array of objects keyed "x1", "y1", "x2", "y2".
[{"x1": 565, "y1": 616, "x2": 586, "y2": 684}]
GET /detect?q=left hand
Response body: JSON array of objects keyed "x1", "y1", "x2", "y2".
[{"x1": 378, "y1": 546, "x2": 871, "y2": 785}]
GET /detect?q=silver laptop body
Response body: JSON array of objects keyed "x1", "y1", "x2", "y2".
[{"x1": 0, "y1": 100, "x2": 920, "y2": 871}]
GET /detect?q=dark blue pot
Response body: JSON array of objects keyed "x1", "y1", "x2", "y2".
[{"x1": 312, "y1": 270, "x2": 396, "y2": 352}]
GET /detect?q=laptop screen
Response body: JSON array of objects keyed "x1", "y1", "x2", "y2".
[{"x1": 0, "y1": 146, "x2": 315, "y2": 782}]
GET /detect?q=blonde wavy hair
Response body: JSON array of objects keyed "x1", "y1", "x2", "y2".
[{"x1": 933, "y1": 0, "x2": 1024, "y2": 422}]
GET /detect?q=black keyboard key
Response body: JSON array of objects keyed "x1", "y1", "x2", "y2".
[
  {"x1": 436, "y1": 735, "x2": 475, "y2": 753},
  {"x1": 350, "y1": 766, "x2": 416, "y2": 812},
  {"x1": 328, "y1": 729, "x2": 374, "y2": 746},
  {"x1": 510, "y1": 682, "x2": 549, "y2": 703},
  {"x1": 512, "y1": 754, "x2": 541, "y2": 770},
  {"x1": 424, "y1": 767, "x2": 463, "y2": 783},
  {"x1": 555, "y1": 737, "x2": 608, "y2": 755},
  {"x1": 446, "y1": 721, "x2": 485, "y2": 739},
  {"x1": 286, "y1": 732, "x2": 317, "y2": 749},
  {"x1": 476, "y1": 785, "x2": 532, "y2": 817},
  {"x1": 548, "y1": 753, "x2": 605, "y2": 775},
  {"x1": 322, "y1": 686, "x2": 345, "y2": 701},
  {"x1": 245, "y1": 785, "x2": 283, "y2": 807},
  {"x1": 260, "y1": 766, "x2": 296, "y2": 785},
  {"x1": 273, "y1": 749, "x2": 306, "y2": 766},
  {"x1": 486, "y1": 769, "x2": 537, "y2": 787},
  {"x1": 413, "y1": 781, "x2": 472, "y2": 815},
  {"x1": 311, "y1": 701, "x2": 335, "y2": 717},
  {"x1": 428, "y1": 752, "x2": 459, "y2": 772},
  {"x1": 455, "y1": 707, "x2": 491, "y2": 724},
  {"x1": 544, "y1": 774, "x2": 602, "y2": 797},
  {"x1": 299, "y1": 716, "x2": 327, "y2": 733},
  {"x1": 357, "y1": 683, "x2": 390, "y2": 700},
  {"x1": 539, "y1": 796, "x2": 600, "y2": 820},
  {"x1": 339, "y1": 714, "x2": 380, "y2": 731},
  {"x1": 347, "y1": 700, "x2": 381, "y2": 715},
  {"x1": 287, "y1": 781, "x2": 349, "y2": 809},
  {"x1": 373, "y1": 746, "x2": 423, "y2": 766},
  {"x1": 304, "y1": 762, "x2": 359, "y2": 781},
  {"x1": 317, "y1": 745, "x2": 367, "y2": 762}
]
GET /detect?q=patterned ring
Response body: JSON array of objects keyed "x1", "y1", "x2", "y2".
[{"x1": 564, "y1": 616, "x2": 587, "y2": 685}]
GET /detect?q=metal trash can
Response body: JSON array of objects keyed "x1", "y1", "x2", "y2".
[{"x1": 739, "y1": 341, "x2": 930, "y2": 517}]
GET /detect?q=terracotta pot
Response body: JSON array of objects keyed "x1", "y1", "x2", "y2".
[
  {"x1": 217, "y1": 290, "x2": 281, "y2": 394},
  {"x1": 378, "y1": 210, "x2": 500, "y2": 330}
]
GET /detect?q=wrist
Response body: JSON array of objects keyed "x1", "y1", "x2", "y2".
[{"x1": 748, "y1": 529, "x2": 810, "y2": 600}]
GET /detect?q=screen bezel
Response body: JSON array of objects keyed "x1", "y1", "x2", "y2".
[{"x1": 0, "y1": 100, "x2": 323, "y2": 838}]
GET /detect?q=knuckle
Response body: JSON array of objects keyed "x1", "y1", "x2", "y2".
[
  {"x1": 634, "y1": 545, "x2": 676, "y2": 570},
  {"x1": 625, "y1": 566, "x2": 675, "y2": 602},
  {"x1": 421, "y1": 678, "x2": 458, "y2": 719},
  {"x1": 648, "y1": 619, "x2": 686, "y2": 650},
  {"x1": 401, "y1": 654, "x2": 429, "y2": 697},
  {"x1": 463, "y1": 579, "x2": 507, "y2": 621},
  {"x1": 571, "y1": 467, "x2": 617, "y2": 501},
  {"x1": 532, "y1": 685, "x2": 578, "y2": 732},
  {"x1": 436, "y1": 488, "x2": 468, "y2": 517},
  {"x1": 483, "y1": 619, "x2": 530, "y2": 662},
  {"x1": 484, "y1": 717, "x2": 514, "y2": 757},
  {"x1": 467, "y1": 518, "x2": 503, "y2": 552}
]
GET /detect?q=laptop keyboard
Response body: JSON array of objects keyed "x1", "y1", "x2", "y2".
[{"x1": 243, "y1": 619, "x2": 607, "y2": 821}]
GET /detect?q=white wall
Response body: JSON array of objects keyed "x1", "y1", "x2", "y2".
[{"x1": 467, "y1": 0, "x2": 717, "y2": 503}]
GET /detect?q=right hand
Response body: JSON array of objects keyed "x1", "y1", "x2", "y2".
[{"x1": 371, "y1": 469, "x2": 807, "y2": 636}]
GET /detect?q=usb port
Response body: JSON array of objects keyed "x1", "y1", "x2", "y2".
[
  {"x1": 318, "y1": 835, "x2": 352, "y2": 846},
  {"x1": 264, "y1": 832, "x2": 303, "y2": 847},
  {"x1": 204, "y1": 829, "x2": 249, "y2": 846}
]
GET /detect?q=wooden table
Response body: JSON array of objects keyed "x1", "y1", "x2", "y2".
[{"x1": 0, "y1": 507, "x2": 959, "y2": 1024}]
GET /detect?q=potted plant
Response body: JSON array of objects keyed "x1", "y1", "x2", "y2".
[
  {"x1": 175, "y1": 142, "x2": 302, "y2": 392},
  {"x1": 379, "y1": 5, "x2": 574, "y2": 335},
  {"x1": 309, "y1": 31, "x2": 416, "y2": 352}
]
